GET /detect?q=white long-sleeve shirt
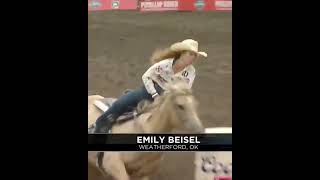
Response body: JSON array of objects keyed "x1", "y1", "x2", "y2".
[{"x1": 142, "y1": 58, "x2": 196, "y2": 95}]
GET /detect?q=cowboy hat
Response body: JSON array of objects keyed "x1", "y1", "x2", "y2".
[{"x1": 170, "y1": 39, "x2": 207, "y2": 58}]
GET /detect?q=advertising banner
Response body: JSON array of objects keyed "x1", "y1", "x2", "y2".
[
  {"x1": 214, "y1": 0, "x2": 232, "y2": 11},
  {"x1": 140, "y1": 0, "x2": 179, "y2": 11},
  {"x1": 139, "y1": 0, "x2": 231, "y2": 12},
  {"x1": 179, "y1": 0, "x2": 214, "y2": 11},
  {"x1": 88, "y1": 0, "x2": 109, "y2": 11},
  {"x1": 88, "y1": 0, "x2": 231, "y2": 12},
  {"x1": 88, "y1": 0, "x2": 137, "y2": 11}
]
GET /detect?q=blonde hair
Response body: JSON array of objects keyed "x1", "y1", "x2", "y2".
[{"x1": 149, "y1": 47, "x2": 183, "y2": 64}]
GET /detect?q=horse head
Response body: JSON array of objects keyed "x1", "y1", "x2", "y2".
[{"x1": 160, "y1": 79, "x2": 204, "y2": 133}]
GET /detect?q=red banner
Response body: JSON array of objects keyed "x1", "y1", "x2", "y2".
[
  {"x1": 139, "y1": 0, "x2": 231, "y2": 12},
  {"x1": 140, "y1": 0, "x2": 179, "y2": 11},
  {"x1": 179, "y1": 0, "x2": 214, "y2": 11},
  {"x1": 88, "y1": 0, "x2": 231, "y2": 12},
  {"x1": 213, "y1": 0, "x2": 232, "y2": 11},
  {"x1": 88, "y1": 0, "x2": 137, "y2": 11}
]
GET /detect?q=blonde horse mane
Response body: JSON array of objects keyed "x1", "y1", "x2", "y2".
[{"x1": 136, "y1": 80, "x2": 192, "y2": 114}]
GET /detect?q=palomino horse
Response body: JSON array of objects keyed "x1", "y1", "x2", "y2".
[{"x1": 88, "y1": 81, "x2": 204, "y2": 180}]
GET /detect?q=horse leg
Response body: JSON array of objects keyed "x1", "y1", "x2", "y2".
[{"x1": 102, "y1": 152, "x2": 130, "y2": 180}]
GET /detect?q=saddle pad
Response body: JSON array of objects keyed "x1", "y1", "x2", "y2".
[{"x1": 94, "y1": 98, "x2": 137, "y2": 122}]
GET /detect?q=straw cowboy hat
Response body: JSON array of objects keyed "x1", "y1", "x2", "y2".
[{"x1": 170, "y1": 39, "x2": 207, "y2": 58}]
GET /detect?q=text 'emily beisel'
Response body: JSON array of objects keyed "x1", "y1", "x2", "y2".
[{"x1": 136, "y1": 136, "x2": 200, "y2": 144}]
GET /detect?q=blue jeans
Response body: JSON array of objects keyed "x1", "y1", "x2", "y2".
[{"x1": 95, "y1": 82, "x2": 164, "y2": 129}]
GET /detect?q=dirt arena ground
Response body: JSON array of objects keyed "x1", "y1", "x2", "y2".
[{"x1": 88, "y1": 11, "x2": 232, "y2": 180}]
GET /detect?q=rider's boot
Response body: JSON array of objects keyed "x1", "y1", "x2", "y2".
[{"x1": 93, "y1": 114, "x2": 117, "y2": 134}]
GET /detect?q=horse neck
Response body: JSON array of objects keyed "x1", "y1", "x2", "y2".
[{"x1": 142, "y1": 96, "x2": 174, "y2": 133}]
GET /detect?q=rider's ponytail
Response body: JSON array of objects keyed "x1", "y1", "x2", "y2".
[{"x1": 149, "y1": 47, "x2": 182, "y2": 64}]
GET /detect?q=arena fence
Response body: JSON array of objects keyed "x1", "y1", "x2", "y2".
[{"x1": 88, "y1": 0, "x2": 232, "y2": 12}]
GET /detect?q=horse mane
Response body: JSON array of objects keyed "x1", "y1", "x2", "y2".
[
  {"x1": 136, "y1": 94, "x2": 166, "y2": 114},
  {"x1": 136, "y1": 80, "x2": 192, "y2": 114}
]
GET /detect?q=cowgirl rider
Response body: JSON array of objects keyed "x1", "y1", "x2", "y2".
[{"x1": 92, "y1": 39, "x2": 207, "y2": 133}]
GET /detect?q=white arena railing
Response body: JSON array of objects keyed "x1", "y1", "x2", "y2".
[{"x1": 205, "y1": 127, "x2": 232, "y2": 134}]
